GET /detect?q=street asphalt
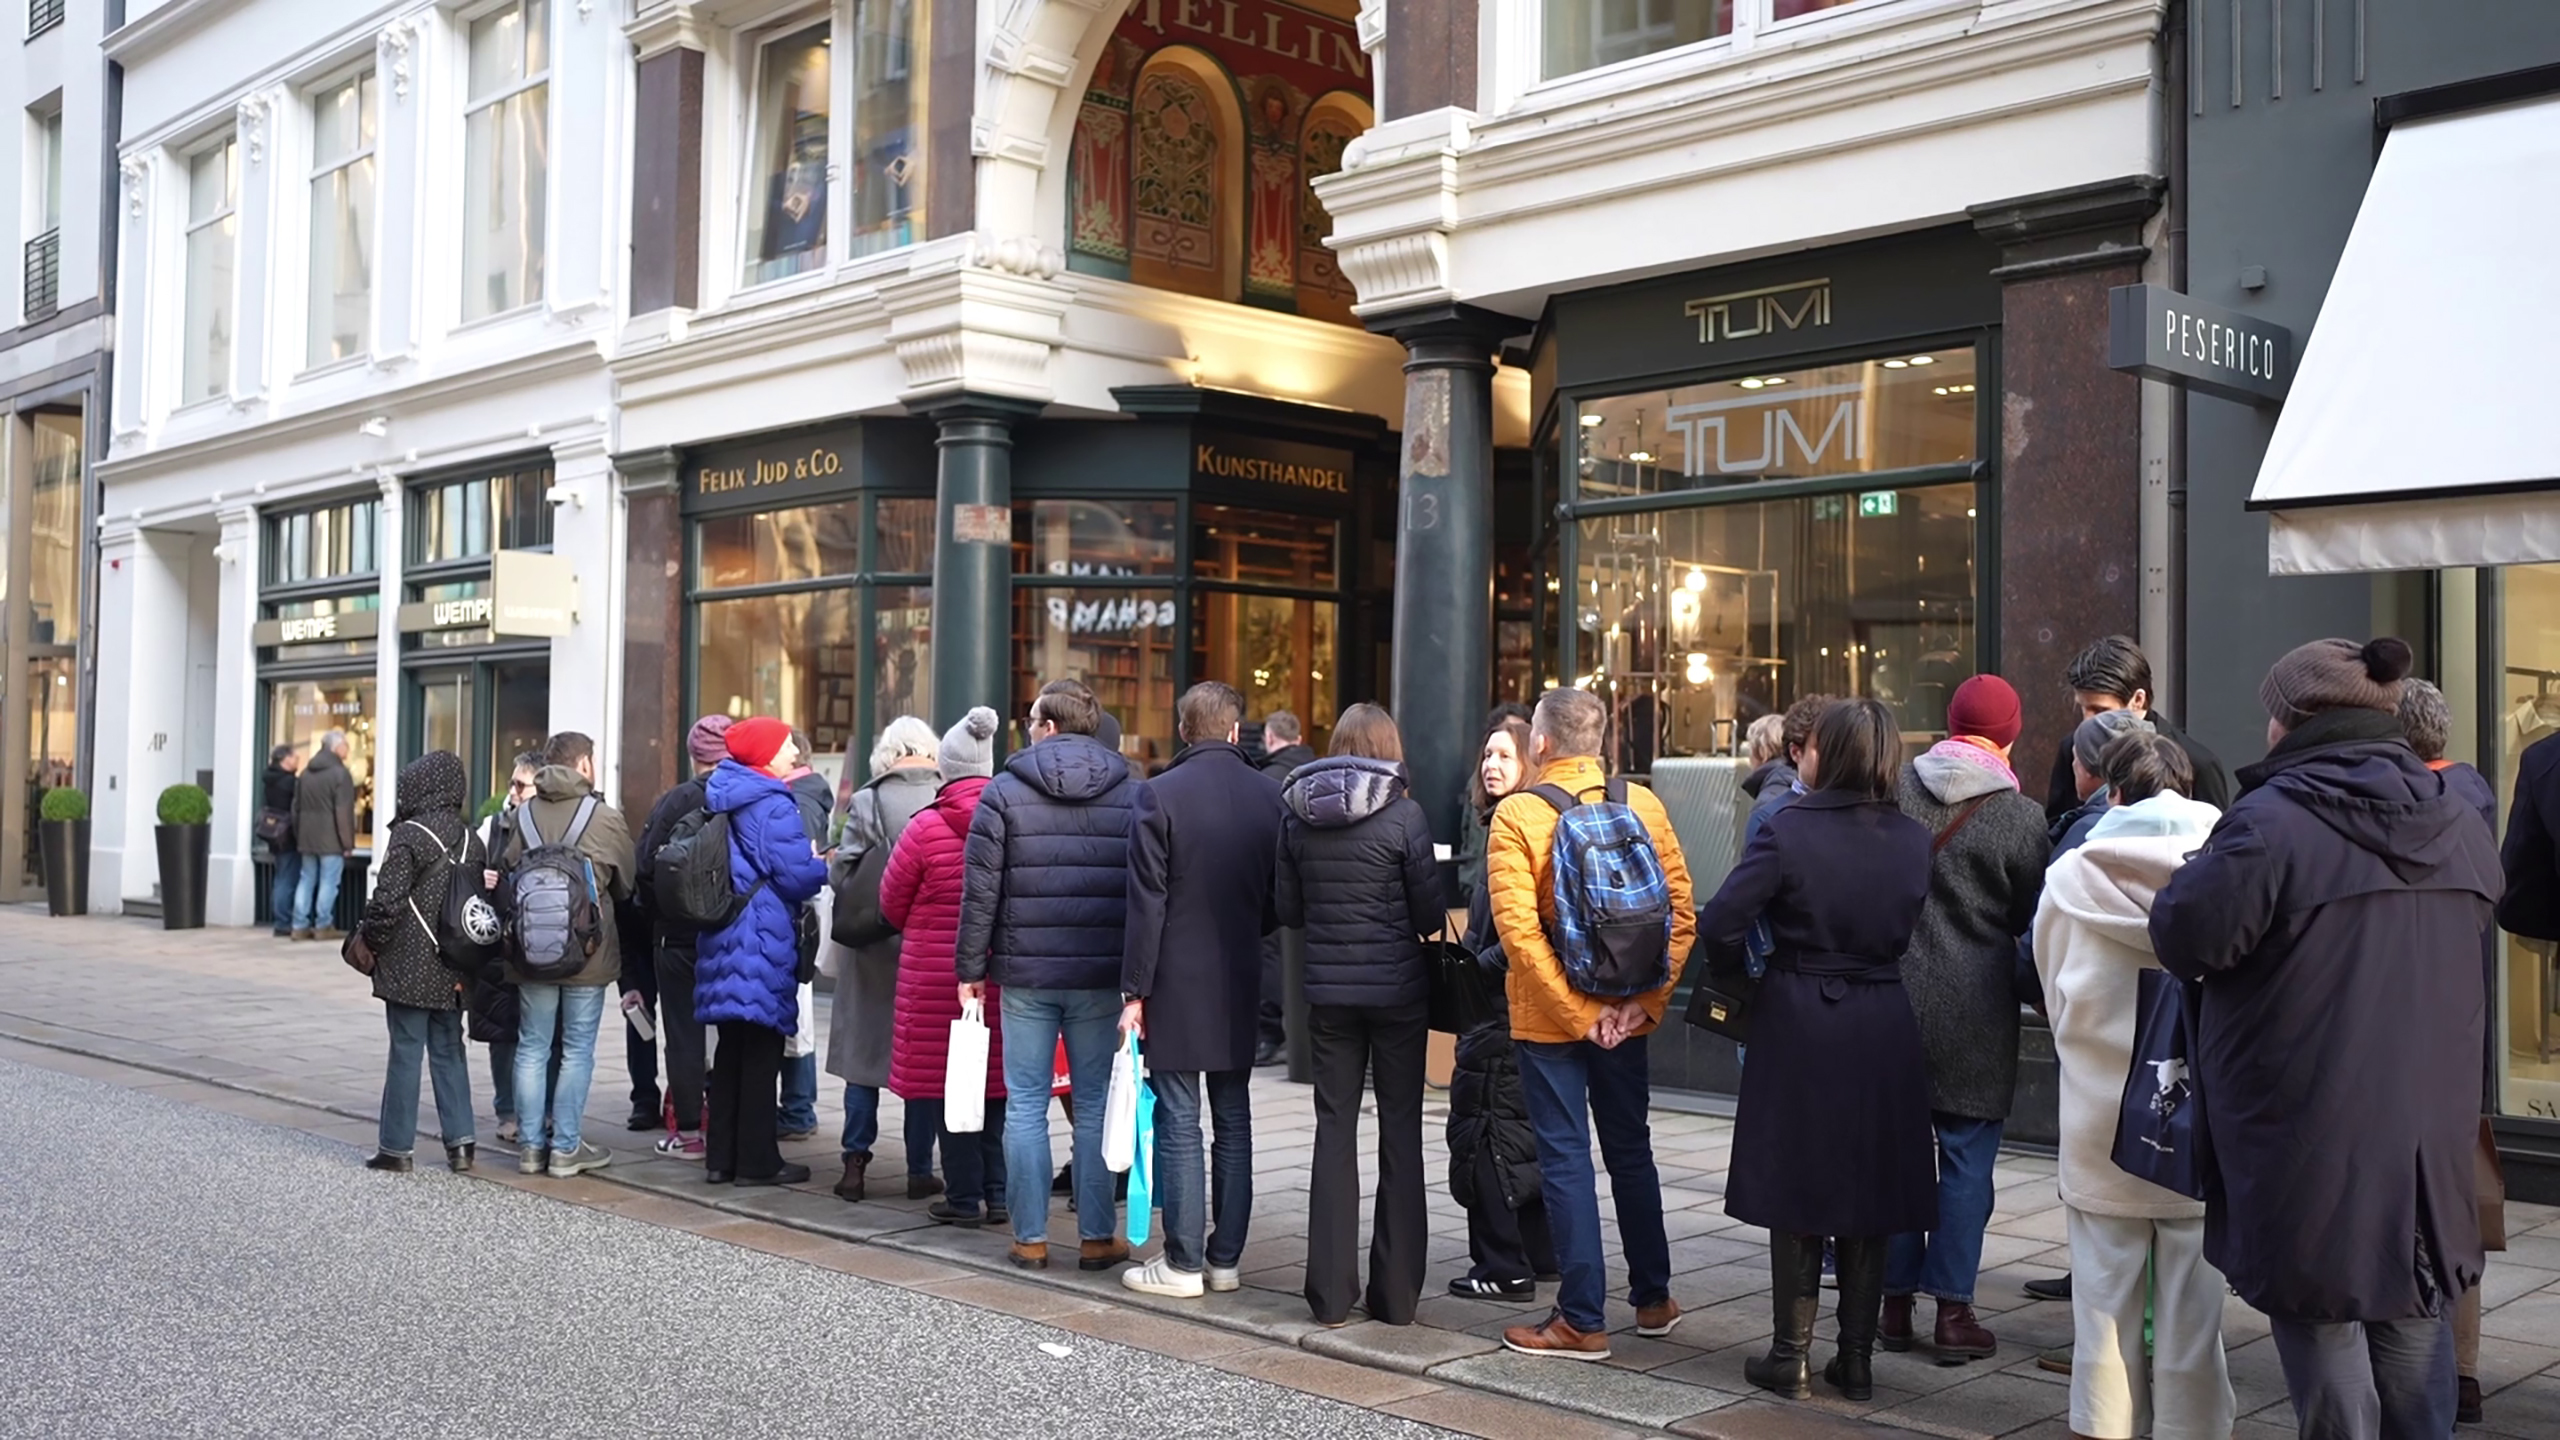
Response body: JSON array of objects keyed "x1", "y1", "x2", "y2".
[{"x1": 0, "y1": 1056, "x2": 1455, "y2": 1440}]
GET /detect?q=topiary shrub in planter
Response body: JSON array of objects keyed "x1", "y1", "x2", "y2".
[
  {"x1": 154, "y1": 784, "x2": 215, "y2": 930},
  {"x1": 38, "y1": 787, "x2": 89, "y2": 917}
]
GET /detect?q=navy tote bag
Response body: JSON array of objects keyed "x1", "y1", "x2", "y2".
[{"x1": 2111, "y1": 967, "x2": 2215, "y2": 1200}]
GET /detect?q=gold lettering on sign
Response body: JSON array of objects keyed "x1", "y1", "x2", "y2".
[
  {"x1": 1136, "y1": 0, "x2": 1369, "y2": 80},
  {"x1": 1195, "y1": 443, "x2": 1351, "y2": 494},
  {"x1": 1684, "y1": 278, "x2": 1834, "y2": 345},
  {"x1": 694, "y1": 446, "x2": 846, "y2": 495}
]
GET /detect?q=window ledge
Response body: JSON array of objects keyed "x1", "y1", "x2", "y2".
[
  {"x1": 450, "y1": 302, "x2": 548, "y2": 338},
  {"x1": 292, "y1": 354, "x2": 373, "y2": 385}
]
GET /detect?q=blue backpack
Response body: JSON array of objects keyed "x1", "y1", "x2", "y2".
[{"x1": 1531, "y1": 777, "x2": 1674, "y2": 998}]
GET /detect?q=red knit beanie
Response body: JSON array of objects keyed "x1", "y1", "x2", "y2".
[
  {"x1": 1945, "y1": 675, "x2": 2023, "y2": 748},
  {"x1": 724, "y1": 716, "x2": 789, "y2": 770}
]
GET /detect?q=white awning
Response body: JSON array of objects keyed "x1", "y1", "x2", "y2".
[{"x1": 2251, "y1": 92, "x2": 2560, "y2": 575}]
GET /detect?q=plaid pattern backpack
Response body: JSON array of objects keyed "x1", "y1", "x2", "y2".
[{"x1": 1530, "y1": 776, "x2": 1674, "y2": 998}]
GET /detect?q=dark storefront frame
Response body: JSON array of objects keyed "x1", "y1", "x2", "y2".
[
  {"x1": 396, "y1": 459, "x2": 556, "y2": 810},
  {"x1": 252, "y1": 493, "x2": 385, "y2": 932}
]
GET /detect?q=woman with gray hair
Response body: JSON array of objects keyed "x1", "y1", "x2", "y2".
[{"x1": 825, "y1": 715, "x2": 944, "y2": 1202}]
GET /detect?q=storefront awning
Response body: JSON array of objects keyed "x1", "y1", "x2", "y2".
[{"x1": 2252, "y1": 92, "x2": 2560, "y2": 575}]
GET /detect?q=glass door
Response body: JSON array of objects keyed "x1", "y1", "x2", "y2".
[
  {"x1": 487, "y1": 660, "x2": 550, "y2": 806},
  {"x1": 416, "y1": 668, "x2": 473, "y2": 767},
  {"x1": 22, "y1": 655, "x2": 76, "y2": 888}
]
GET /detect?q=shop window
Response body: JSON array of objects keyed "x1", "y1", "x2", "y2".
[
  {"x1": 1014, "y1": 498, "x2": 1179, "y2": 578},
  {"x1": 1294, "y1": 94, "x2": 1369, "y2": 325},
  {"x1": 182, "y1": 134, "x2": 238, "y2": 403},
  {"x1": 409, "y1": 579, "x2": 494, "y2": 649},
  {"x1": 741, "y1": 18, "x2": 832, "y2": 286},
  {"x1": 308, "y1": 69, "x2": 377, "y2": 366},
  {"x1": 462, "y1": 0, "x2": 549, "y2": 321},
  {"x1": 263, "y1": 499, "x2": 381, "y2": 586},
  {"x1": 1015, "y1": 585, "x2": 1178, "y2": 772},
  {"x1": 2491, "y1": 564, "x2": 2560, "y2": 1119},
  {"x1": 19, "y1": 654, "x2": 73, "y2": 889},
  {"x1": 695, "y1": 502, "x2": 860, "y2": 589},
  {"x1": 27, "y1": 410, "x2": 79, "y2": 646},
  {"x1": 260, "y1": 593, "x2": 379, "y2": 662},
  {"x1": 873, "y1": 583, "x2": 932, "y2": 740},
  {"x1": 848, "y1": 0, "x2": 923, "y2": 257},
  {"x1": 697, "y1": 588, "x2": 862, "y2": 764},
  {"x1": 1573, "y1": 480, "x2": 1975, "y2": 774},
  {"x1": 1577, "y1": 348, "x2": 1976, "y2": 499},
  {"x1": 1193, "y1": 594, "x2": 1337, "y2": 752},
  {"x1": 1127, "y1": 51, "x2": 1242, "y2": 303},
  {"x1": 873, "y1": 496, "x2": 935, "y2": 573},
  {"x1": 1193, "y1": 505, "x2": 1337, "y2": 587},
  {"x1": 408, "y1": 466, "x2": 554, "y2": 565},
  {"x1": 267, "y1": 677, "x2": 378, "y2": 848}
]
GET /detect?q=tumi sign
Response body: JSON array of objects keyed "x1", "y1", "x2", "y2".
[{"x1": 2107, "y1": 284, "x2": 2292, "y2": 407}]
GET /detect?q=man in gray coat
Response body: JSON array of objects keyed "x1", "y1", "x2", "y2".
[{"x1": 288, "y1": 730, "x2": 358, "y2": 940}]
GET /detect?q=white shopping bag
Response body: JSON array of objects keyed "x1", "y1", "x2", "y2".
[
  {"x1": 1101, "y1": 1030, "x2": 1143, "y2": 1173},
  {"x1": 944, "y1": 997, "x2": 990, "y2": 1133},
  {"x1": 811, "y1": 886, "x2": 848, "y2": 980},
  {"x1": 783, "y1": 981, "x2": 817, "y2": 1058}
]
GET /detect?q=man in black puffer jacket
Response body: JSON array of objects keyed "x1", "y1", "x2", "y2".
[{"x1": 955, "y1": 678, "x2": 1143, "y2": 1275}]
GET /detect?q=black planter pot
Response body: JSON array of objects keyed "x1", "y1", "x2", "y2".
[
  {"x1": 155, "y1": 824, "x2": 210, "y2": 930},
  {"x1": 39, "y1": 819, "x2": 89, "y2": 917}
]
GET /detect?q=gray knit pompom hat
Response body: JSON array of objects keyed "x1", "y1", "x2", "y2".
[{"x1": 939, "y1": 706, "x2": 1000, "y2": 781}]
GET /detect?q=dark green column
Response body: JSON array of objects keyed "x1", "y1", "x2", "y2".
[
  {"x1": 1369, "y1": 305, "x2": 1522, "y2": 848},
  {"x1": 914, "y1": 396, "x2": 1041, "y2": 733}
]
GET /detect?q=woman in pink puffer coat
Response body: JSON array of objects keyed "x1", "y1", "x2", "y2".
[{"x1": 880, "y1": 707, "x2": 1008, "y2": 1225}]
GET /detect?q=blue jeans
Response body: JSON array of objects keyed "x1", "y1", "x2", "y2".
[
  {"x1": 269, "y1": 850, "x2": 303, "y2": 934},
  {"x1": 842, "y1": 1083, "x2": 940, "y2": 1176},
  {"x1": 999, "y1": 986, "x2": 1120, "y2": 1246},
  {"x1": 908, "y1": 1097, "x2": 1009, "y2": 1211},
  {"x1": 780, "y1": 1053, "x2": 818, "y2": 1133},
  {"x1": 1517, "y1": 1035, "x2": 1673, "y2": 1334},
  {"x1": 293, "y1": 852, "x2": 346, "y2": 932},
  {"x1": 515, "y1": 984, "x2": 607, "y2": 1154},
  {"x1": 1149, "y1": 1068, "x2": 1254, "y2": 1273},
  {"x1": 380, "y1": 1004, "x2": 474, "y2": 1156},
  {"x1": 1887, "y1": 1111, "x2": 2005, "y2": 1304},
  {"x1": 490, "y1": 1036, "x2": 564, "y2": 1129},
  {"x1": 2270, "y1": 1312, "x2": 2454, "y2": 1440}
]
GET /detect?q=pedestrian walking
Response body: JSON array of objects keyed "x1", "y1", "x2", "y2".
[
  {"x1": 289, "y1": 729, "x2": 358, "y2": 940},
  {"x1": 2152, "y1": 636, "x2": 2495, "y2": 1440},
  {"x1": 1889, "y1": 674, "x2": 2049, "y2": 1362},
  {"x1": 1275, "y1": 702, "x2": 1439, "y2": 1325},
  {"x1": 827, "y1": 714, "x2": 945, "y2": 1202},
  {"x1": 358, "y1": 750, "x2": 478, "y2": 1174},
  {"x1": 2042, "y1": 636, "x2": 2232, "y2": 818},
  {"x1": 1486, "y1": 687, "x2": 1696, "y2": 1361},
  {"x1": 261, "y1": 743, "x2": 302, "y2": 938},
  {"x1": 1120, "y1": 683, "x2": 1285, "y2": 1301},
  {"x1": 631, "y1": 718, "x2": 727, "y2": 1160},
  {"x1": 1446, "y1": 711, "x2": 1558, "y2": 1302},
  {"x1": 955, "y1": 678, "x2": 1141, "y2": 1274},
  {"x1": 500, "y1": 732, "x2": 637, "y2": 1180},
  {"x1": 1253, "y1": 709, "x2": 1318, "y2": 1066},
  {"x1": 879, "y1": 708, "x2": 1009, "y2": 1225},
  {"x1": 2031, "y1": 731, "x2": 2235, "y2": 1440},
  {"x1": 696, "y1": 717, "x2": 832, "y2": 1187},
  {"x1": 1696, "y1": 698, "x2": 1938, "y2": 1401}
]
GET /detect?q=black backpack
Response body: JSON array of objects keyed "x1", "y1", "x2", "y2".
[
  {"x1": 438, "y1": 821, "x2": 503, "y2": 974},
  {"x1": 653, "y1": 805, "x2": 755, "y2": 931},
  {"x1": 499, "y1": 797, "x2": 605, "y2": 981}
]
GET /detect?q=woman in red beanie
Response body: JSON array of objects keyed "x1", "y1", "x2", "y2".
[{"x1": 1884, "y1": 674, "x2": 2051, "y2": 1362}]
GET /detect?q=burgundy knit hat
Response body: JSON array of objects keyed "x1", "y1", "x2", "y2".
[
  {"x1": 2259, "y1": 637, "x2": 2414, "y2": 730},
  {"x1": 1945, "y1": 674, "x2": 2024, "y2": 748},
  {"x1": 686, "y1": 714, "x2": 733, "y2": 768}
]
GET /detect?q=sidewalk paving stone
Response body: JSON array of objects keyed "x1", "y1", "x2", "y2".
[
  {"x1": 1430, "y1": 1352, "x2": 1744, "y2": 1429},
  {"x1": 1303, "y1": 1319, "x2": 1501, "y2": 1374}
]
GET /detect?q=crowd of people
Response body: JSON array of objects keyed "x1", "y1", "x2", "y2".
[{"x1": 313, "y1": 627, "x2": 2523, "y2": 1440}]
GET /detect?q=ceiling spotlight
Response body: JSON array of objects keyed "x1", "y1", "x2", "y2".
[
  {"x1": 1684, "y1": 567, "x2": 1708, "y2": 593},
  {"x1": 1737, "y1": 377, "x2": 1765, "y2": 389},
  {"x1": 1579, "y1": 413, "x2": 1604, "y2": 427},
  {"x1": 1627, "y1": 450, "x2": 1656, "y2": 464},
  {"x1": 1907, "y1": 354, "x2": 1935, "y2": 365},
  {"x1": 1933, "y1": 386, "x2": 1949, "y2": 396},
  {"x1": 1761, "y1": 376, "x2": 1787, "y2": 385},
  {"x1": 1882, "y1": 359, "x2": 1908, "y2": 369}
]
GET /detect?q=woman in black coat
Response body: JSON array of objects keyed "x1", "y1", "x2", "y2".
[
  {"x1": 1275, "y1": 703, "x2": 1443, "y2": 1327},
  {"x1": 1694, "y1": 698, "x2": 1938, "y2": 1402},
  {"x1": 1448, "y1": 712, "x2": 1556, "y2": 1301},
  {"x1": 358, "y1": 750, "x2": 477, "y2": 1174}
]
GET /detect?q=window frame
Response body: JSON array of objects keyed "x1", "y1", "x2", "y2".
[
  {"x1": 457, "y1": 0, "x2": 553, "y2": 323},
  {"x1": 303, "y1": 64, "x2": 379, "y2": 371},
  {"x1": 1496, "y1": 0, "x2": 1962, "y2": 114},
  {"x1": 179, "y1": 131, "x2": 241, "y2": 408},
  {"x1": 734, "y1": 7, "x2": 837, "y2": 293}
]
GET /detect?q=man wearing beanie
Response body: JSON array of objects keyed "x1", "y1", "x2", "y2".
[
  {"x1": 630, "y1": 713, "x2": 736, "y2": 1156},
  {"x1": 1885, "y1": 674, "x2": 2051, "y2": 1362},
  {"x1": 2152, "y1": 638, "x2": 2496, "y2": 1440}
]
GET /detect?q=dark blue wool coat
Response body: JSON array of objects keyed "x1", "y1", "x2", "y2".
[
  {"x1": 694, "y1": 761, "x2": 829, "y2": 1034},
  {"x1": 954, "y1": 734, "x2": 1142, "y2": 993},
  {"x1": 1124, "y1": 740, "x2": 1284, "y2": 1073}
]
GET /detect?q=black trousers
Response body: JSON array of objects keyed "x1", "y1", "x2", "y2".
[
  {"x1": 621, "y1": 937, "x2": 661, "y2": 1115},
  {"x1": 1463, "y1": 1146, "x2": 1558, "y2": 1283},
  {"x1": 656, "y1": 941, "x2": 705, "y2": 1132},
  {"x1": 1305, "y1": 1000, "x2": 1430, "y2": 1325},
  {"x1": 706, "y1": 1021, "x2": 784, "y2": 1180},
  {"x1": 1257, "y1": 935, "x2": 1287, "y2": 1049}
]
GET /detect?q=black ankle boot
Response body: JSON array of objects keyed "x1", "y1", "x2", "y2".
[
  {"x1": 1825, "y1": 1236, "x2": 1886, "y2": 1401},
  {"x1": 1744, "y1": 1231, "x2": 1822, "y2": 1400}
]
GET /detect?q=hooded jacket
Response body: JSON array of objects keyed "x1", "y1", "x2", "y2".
[
  {"x1": 293, "y1": 745, "x2": 358, "y2": 856},
  {"x1": 2150, "y1": 708, "x2": 2497, "y2": 1321},
  {"x1": 880, "y1": 775, "x2": 1004, "y2": 1100},
  {"x1": 2031, "y1": 792, "x2": 2221, "y2": 1219},
  {"x1": 1897, "y1": 740, "x2": 2050, "y2": 1119},
  {"x1": 694, "y1": 760, "x2": 831, "y2": 1032},
  {"x1": 1275, "y1": 756, "x2": 1442, "y2": 1011},
  {"x1": 498, "y1": 766, "x2": 636, "y2": 988},
  {"x1": 1259, "y1": 741, "x2": 1316, "y2": 779},
  {"x1": 359, "y1": 751, "x2": 471, "y2": 1011},
  {"x1": 954, "y1": 733, "x2": 1141, "y2": 992},
  {"x1": 1126, "y1": 739, "x2": 1285, "y2": 1072}
]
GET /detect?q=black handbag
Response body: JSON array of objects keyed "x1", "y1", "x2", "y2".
[
  {"x1": 1683, "y1": 942, "x2": 1756, "y2": 1044},
  {"x1": 830, "y1": 842, "x2": 897, "y2": 948},
  {"x1": 1427, "y1": 936, "x2": 1500, "y2": 1034},
  {"x1": 2110, "y1": 968, "x2": 2213, "y2": 1200},
  {"x1": 256, "y1": 809, "x2": 292, "y2": 847}
]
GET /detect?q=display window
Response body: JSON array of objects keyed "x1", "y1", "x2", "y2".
[{"x1": 266, "y1": 677, "x2": 378, "y2": 848}]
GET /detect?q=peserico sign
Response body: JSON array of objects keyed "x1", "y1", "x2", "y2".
[{"x1": 2107, "y1": 284, "x2": 2291, "y2": 407}]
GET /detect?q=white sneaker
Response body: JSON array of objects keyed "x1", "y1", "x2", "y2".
[
  {"x1": 1121, "y1": 1256, "x2": 1205, "y2": 1298},
  {"x1": 547, "y1": 1139, "x2": 613, "y2": 1178},
  {"x1": 1205, "y1": 1265, "x2": 1242, "y2": 1293}
]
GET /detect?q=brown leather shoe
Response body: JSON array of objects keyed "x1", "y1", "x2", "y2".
[
  {"x1": 1079, "y1": 1237, "x2": 1131, "y2": 1272},
  {"x1": 907, "y1": 1173, "x2": 944, "y2": 1200},
  {"x1": 290, "y1": 929, "x2": 315, "y2": 942},
  {"x1": 1879, "y1": 1294, "x2": 1915, "y2": 1352},
  {"x1": 316, "y1": 927, "x2": 346, "y2": 941},
  {"x1": 1635, "y1": 1299, "x2": 1682, "y2": 1337},
  {"x1": 834, "y1": 1151, "x2": 869, "y2": 1202},
  {"x1": 1933, "y1": 1301, "x2": 1998, "y2": 1362},
  {"x1": 1501, "y1": 1314, "x2": 1611, "y2": 1361},
  {"x1": 1008, "y1": 1241, "x2": 1049, "y2": 1271}
]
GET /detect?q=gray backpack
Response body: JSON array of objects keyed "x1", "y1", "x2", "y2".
[{"x1": 499, "y1": 796, "x2": 603, "y2": 981}]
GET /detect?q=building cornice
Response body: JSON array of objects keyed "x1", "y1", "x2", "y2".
[
  {"x1": 103, "y1": 0, "x2": 238, "y2": 64},
  {"x1": 626, "y1": 1, "x2": 707, "y2": 61}
]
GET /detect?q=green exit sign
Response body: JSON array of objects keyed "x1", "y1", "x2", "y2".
[
  {"x1": 1858, "y1": 490, "x2": 1900, "y2": 518},
  {"x1": 1813, "y1": 495, "x2": 1846, "y2": 521}
]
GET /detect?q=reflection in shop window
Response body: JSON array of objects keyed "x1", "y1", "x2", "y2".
[
  {"x1": 1577, "y1": 349, "x2": 1976, "y2": 499},
  {"x1": 1544, "y1": 0, "x2": 1730, "y2": 80},
  {"x1": 1014, "y1": 499, "x2": 1179, "y2": 577},
  {"x1": 1015, "y1": 585, "x2": 1177, "y2": 773},
  {"x1": 1574, "y1": 481, "x2": 1975, "y2": 776},
  {"x1": 697, "y1": 589, "x2": 862, "y2": 778},
  {"x1": 742, "y1": 20, "x2": 833, "y2": 286},
  {"x1": 28, "y1": 412, "x2": 82, "y2": 645},
  {"x1": 2494, "y1": 564, "x2": 2560, "y2": 1119},
  {"x1": 1193, "y1": 506, "x2": 1338, "y2": 587},
  {"x1": 261, "y1": 593, "x2": 380, "y2": 662},
  {"x1": 873, "y1": 581, "x2": 932, "y2": 738},
  {"x1": 263, "y1": 499, "x2": 380, "y2": 586},
  {"x1": 408, "y1": 468, "x2": 554, "y2": 564},
  {"x1": 268, "y1": 678, "x2": 378, "y2": 848},
  {"x1": 848, "y1": 0, "x2": 925, "y2": 257},
  {"x1": 1194, "y1": 593, "x2": 1337, "y2": 754},
  {"x1": 696, "y1": 503, "x2": 861, "y2": 588},
  {"x1": 873, "y1": 498, "x2": 936, "y2": 573}
]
